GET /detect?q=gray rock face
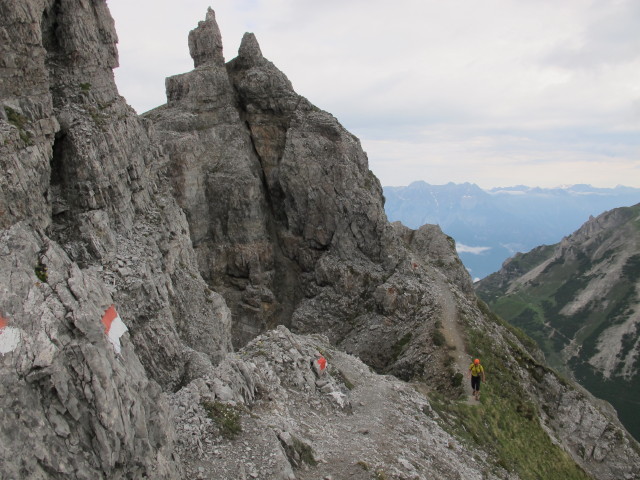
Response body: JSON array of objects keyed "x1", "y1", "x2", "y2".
[
  {"x1": 169, "y1": 325, "x2": 505, "y2": 480},
  {"x1": 146, "y1": 16, "x2": 275, "y2": 348},
  {"x1": 1, "y1": 1, "x2": 232, "y2": 478},
  {"x1": 0, "y1": 224, "x2": 176, "y2": 479},
  {"x1": 148, "y1": 16, "x2": 397, "y2": 351},
  {"x1": 534, "y1": 372, "x2": 640, "y2": 480},
  {"x1": 147, "y1": 10, "x2": 640, "y2": 478},
  {"x1": 1, "y1": 0, "x2": 58, "y2": 231},
  {"x1": 148, "y1": 11, "x2": 433, "y2": 371},
  {"x1": 188, "y1": 8, "x2": 225, "y2": 68}
]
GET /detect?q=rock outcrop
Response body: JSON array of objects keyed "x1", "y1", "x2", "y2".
[
  {"x1": 169, "y1": 325, "x2": 504, "y2": 480},
  {"x1": 1, "y1": 1, "x2": 231, "y2": 477},
  {"x1": 146, "y1": 8, "x2": 471, "y2": 390},
  {"x1": 1, "y1": 2, "x2": 639, "y2": 479}
]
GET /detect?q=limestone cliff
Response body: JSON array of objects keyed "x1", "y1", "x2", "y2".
[
  {"x1": 1, "y1": 2, "x2": 639, "y2": 479},
  {"x1": 1, "y1": 1, "x2": 231, "y2": 477}
]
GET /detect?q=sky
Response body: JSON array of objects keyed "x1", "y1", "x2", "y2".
[{"x1": 108, "y1": 0, "x2": 640, "y2": 189}]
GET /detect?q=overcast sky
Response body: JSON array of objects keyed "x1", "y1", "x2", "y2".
[{"x1": 108, "y1": 0, "x2": 640, "y2": 189}]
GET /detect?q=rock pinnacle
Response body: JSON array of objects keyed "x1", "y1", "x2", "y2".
[
  {"x1": 188, "y1": 7, "x2": 224, "y2": 67},
  {"x1": 238, "y1": 32, "x2": 264, "y2": 64}
]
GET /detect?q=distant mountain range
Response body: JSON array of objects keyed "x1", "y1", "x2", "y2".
[
  {"x1": 475, "y1": 203, "x2": 640, "y2": 441},
  {"x1": 383, "y1": 182, "x2": 640, "y2": 279}
]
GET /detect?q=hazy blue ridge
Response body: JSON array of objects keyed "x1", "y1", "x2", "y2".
[{"x1": 383, "y1": 181, "x2": 640, "y2": 279}]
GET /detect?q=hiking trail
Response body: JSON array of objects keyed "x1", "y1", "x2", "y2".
[{"x1": 434, "y1": 273, "x2": 476, "y2": 404}]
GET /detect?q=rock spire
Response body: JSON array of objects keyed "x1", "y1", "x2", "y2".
[
  {"x1": 238, "y1": 32, "x2": 264, "y2": 63},
  {"x1": 188, "y1": 7, "x2": 224, "y2": 67}
]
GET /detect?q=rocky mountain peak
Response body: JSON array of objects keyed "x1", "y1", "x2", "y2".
[
  {"x1": 188, "y1": 7, "x2": 224, "y2": 67},
  {"x1": 238, "y1": 32, "x2": 264, "y2": 64}
]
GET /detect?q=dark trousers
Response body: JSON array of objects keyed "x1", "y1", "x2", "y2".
[{"x1": 471, "y1": 375, "x2": 481, "y2": 392}]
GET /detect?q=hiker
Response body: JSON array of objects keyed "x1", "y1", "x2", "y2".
[{"x1": 468, "y1": 358, "x2": 485, "y2": 400}]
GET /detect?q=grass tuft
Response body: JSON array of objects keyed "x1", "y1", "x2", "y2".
[
  {"x1": 4, "y1": 106, "x2": 32, "y2": 144},
  {"x1": 201, "y1": 400, "x2": 242, "y2": 439},
  {"x1": 292, "y1": 436, "x2": 317, "y2": 467},
  {"x1": 35, "y1": 262, "x2": 48, "y2": 283},
  {"x1": 5, "y1": 106, "x2": 28, "y2": 129}
]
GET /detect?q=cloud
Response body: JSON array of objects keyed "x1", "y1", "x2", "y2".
[
  {"x1": 543, "y1": 0, "x2": 640, "y2": 69},
  {"x1": 108, "y1": 0, "x2": 640, "y2": 189},
  {"x1": 456, "y1": 244, "x2": 492, "y2": 255}
]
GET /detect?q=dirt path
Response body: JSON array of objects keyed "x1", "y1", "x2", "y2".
[
  {"x1": 295, "y1": 357, "x2": 402, "y2": 479},
  {"x1": 434, "y1": 273, "x2": 475, "y2": 403},
  {"x1": 295, "y1": 350, "x2": 482, "y2": 479}
]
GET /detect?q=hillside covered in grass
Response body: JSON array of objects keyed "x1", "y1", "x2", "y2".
[{"x1": 476, "y1": 204, "x2": 640, "y2": 441}]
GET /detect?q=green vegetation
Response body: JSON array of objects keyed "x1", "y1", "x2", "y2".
[
  {"x1": 201, "y1": 400, "x2": 243, "y2": 439},
  {"x1": 508, "y1": 245, "x2": 556, "y2": 275},
  {"x1": 80, "y1": 82, "x2": 91, "y2": 92},
  {"x1": 34, "y1": 262, "x2": 48, "y2": 283},
  {"x1": 622, "y1": 254, "x2": 640, "y2": 281},
  {"x1": 570, "y1": 356, "x2": 640, "y2": 446},
  {"x1": 430, "y1": 322, "x2": 589, "y2": 480},
  {"x1": 476, "y1": 299, "x2": 538, "y2": 353},
  {"x1": 451, "y1": 372, "x2": 464, "y2": 388},
  {"x1": 432, "y1": 329, "x2": 446, "y2": 347},
  {"x1": 391, "y1": 332, "x2": 413, "y2": 362},
  {"x1": 88, "y1": 106, "x2": 106, "y2": 127},
  {"x1": 4, "y1": 106, "x2": 32, "y2": 144},
  {"x1": 477, "y1": 241, "x2": 637, "y2": 366},
  {"x1": 329, "y1": 367, "x2": 354, "y2": 390},
  {"x1": 281, "y1": 434, "x2": 318, "y2": 468},
  {"x1": 5, "y1": 106, "x2": 28, "y2": 129},
  {"x1": 478, "y1": 239, "x2": 640, "y2": 441},
  {"x1": 374, "y1": 469, "x2": 388, "y2": 480}
]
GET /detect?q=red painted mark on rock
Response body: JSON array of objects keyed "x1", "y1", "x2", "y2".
[{"x1": 101, "y1": 305, "x2": 128, "y2": 354}]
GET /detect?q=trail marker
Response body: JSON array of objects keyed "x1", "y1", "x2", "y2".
[
  {"x1": 101, "y1": 305, "x2": 128, "y2": 354},
  {"x1": 0, "y1": 315, "x2": 21, "y2": 355}
]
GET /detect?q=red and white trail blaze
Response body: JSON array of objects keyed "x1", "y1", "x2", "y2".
[
  {"x1": 101, "y1": 305, "x2": 128, "y2": 354},
  {"x1": 0, "y1": 315, "x2": 21, "y2": 355}
]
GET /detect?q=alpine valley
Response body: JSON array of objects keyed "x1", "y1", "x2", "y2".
[
  {"x1": 476, "y1": 203, "x2": 640, "y2": 443},
  {"x1": 1, "y1": 2, "x2": 639, "y2": 479}
]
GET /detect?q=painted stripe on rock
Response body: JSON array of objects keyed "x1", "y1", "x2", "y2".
[
  {"x1": 0, "y1": 315, "x2": 21, "y2": 355},
  {"x1": 101, "y1": 305, "x2": 128, "y2": 354}
]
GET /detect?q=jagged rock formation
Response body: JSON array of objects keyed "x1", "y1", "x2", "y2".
[
  {"x1": 170, "y1": 325, "x2": 503, "y2": 480},
  {"x1": 476, "y1": 203, "x2": 640, "y2": 441},
  {"x1": 1, "y1": 1, "x2": 231, "y2": 477},
  {"x1": 144, "y1": 9, "x2": 469, "y2": 388},
  {"x1": 1, "y1": 2, "x2": 639, "y2": 479}
]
